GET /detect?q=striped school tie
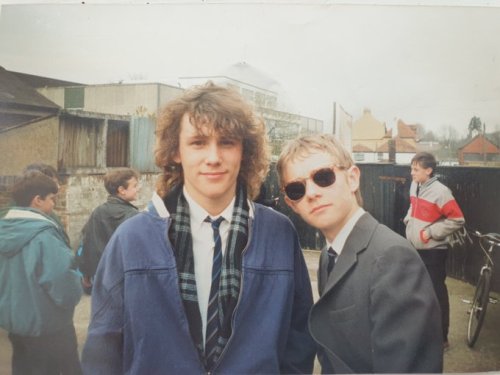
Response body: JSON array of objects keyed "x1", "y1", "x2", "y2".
[{"x1": 204, "y1": 216, "x2": 225, "y2": 369}]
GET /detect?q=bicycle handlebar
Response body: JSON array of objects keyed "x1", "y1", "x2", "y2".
[{"x1": 471, "y1": 230, "x2": 500, "y2": 248}]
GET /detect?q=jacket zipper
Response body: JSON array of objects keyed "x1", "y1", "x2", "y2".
[
  {"x1": 163, "y1": 216, "x2": 208, "y2": 374},
  {"x1": 209, "y1": 215, "x2": 254, "y2": 374}
]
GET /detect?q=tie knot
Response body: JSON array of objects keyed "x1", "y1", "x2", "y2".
[
  {"x1": 205, "y1": 216, "x2": 224, "y2": 230},
  {"x1": 327, "y1": 247, "x2": 337, "y2": 258}
]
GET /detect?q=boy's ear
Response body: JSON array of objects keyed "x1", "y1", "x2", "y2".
[
  {"x1": 347, "y1": 166, "x2": 360, "y2": 193},
  {"x1": 30, "y1": 195, "x2": 43, "y2": 209}
]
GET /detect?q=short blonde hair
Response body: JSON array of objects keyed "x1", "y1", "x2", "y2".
[
  {"x1": 155, "y1": 82, "x2": 269, "y2": 199},
  {"x1": 276, "y1": 133, "x2": 363, "y2": 206}
]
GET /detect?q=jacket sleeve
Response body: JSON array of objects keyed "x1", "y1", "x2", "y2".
[
  {"x1": 81, "y1": 233, "x2": 125, "y2": 375},
  {"x1": 403, "y1": 204, "x2": 411, "y2": 225},
  {"x1": 369, "y1": 244, "x2": 443, "y2": 373},
  {"x1": 404, "y1": 182, "x2": 416, "y2": 226},
  {"x1": 427, "y1": 189, "x2": 465, "y2": 240},
  {"x1": 280, "y1": 234, "x2": 316, "y2": 374},
  {"x1": 38, "y1": 230, "x2": 82, "y2": 310},
  {"x1": 80, "y1": 212, "x2": 102, "y2": 278}
]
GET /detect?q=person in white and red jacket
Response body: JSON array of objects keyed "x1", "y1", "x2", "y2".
[{"x1": 404, "y1": 152, "x2": 465, "y2": 350}]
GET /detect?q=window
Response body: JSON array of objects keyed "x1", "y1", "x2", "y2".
[
  {"x1": 106, "y1": 120, "x2": 129, "y2": 167},
  {"x1": 64, "y1": 87, "x2": 84, "y2": 109},
  {"x1": 354, "y1": 153, "x2": 365, "y2": 162},
  {"x1": 60, "y1": 117, "x2": 99, "y2": 168}
]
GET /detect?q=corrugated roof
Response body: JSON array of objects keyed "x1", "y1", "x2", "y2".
[
  {"x1": 0, "y1": 67, "x2": 60, "y2": 109},
  {"x1": 11, "y1": 70, "x2": 83, "y2": 88}
]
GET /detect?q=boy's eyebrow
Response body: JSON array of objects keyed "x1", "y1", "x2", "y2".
[{"x1": 187, "y1": 133, "x2": 209, "y2": 139}]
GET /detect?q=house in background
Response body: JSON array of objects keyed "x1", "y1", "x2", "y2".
[
  {"x1": 351, "y1": 109, "x2": 393, "y2": 162},
  {"x1": 378, "y1": 119, "x2": 420, "y2": 164},
  {"x1": 458, "y1": 134, "x2": 500, "y2": 166},
  {"x1": 375, "y1": 137, "x2": 416, "y2": 164},
  {"x1": 351, "y1": 111, "x2": 421, "y2": 164}
]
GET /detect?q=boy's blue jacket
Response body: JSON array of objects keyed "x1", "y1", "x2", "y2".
[
  {"x1": 0, "y1": 207, "x2": 82, "y2": 336},
  {"x1": 82, "y1": 194, "x2": 316, "y2": 374}
]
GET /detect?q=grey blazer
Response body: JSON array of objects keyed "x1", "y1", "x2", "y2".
[{"x1": 309, "y1": 213, "x2": 443, "y2": 373}]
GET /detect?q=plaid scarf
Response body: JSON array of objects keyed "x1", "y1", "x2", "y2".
[{"x1": 165, "y1": 182, "x2": 249, "y2": 369}]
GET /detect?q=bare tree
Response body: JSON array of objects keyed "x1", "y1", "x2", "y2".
[{"x1": 437, "y1": 125, "x2": 461, "y2": 162}]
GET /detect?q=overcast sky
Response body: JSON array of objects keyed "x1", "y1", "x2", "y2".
[{"x1": 1, "y1": 1, "x2": 499, "y2": 136}]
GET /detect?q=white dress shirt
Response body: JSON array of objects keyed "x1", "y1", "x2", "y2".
[
  {"x1": 326, "y1": 207, "x2": 365, "y2": 258},
  {"x1": 183, "y1": 188, "x2": 234, "y2": 345}
]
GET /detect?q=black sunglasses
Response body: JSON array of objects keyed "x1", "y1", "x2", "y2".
[{"x1": 283, "y1": 166, "x2": 343, "y2": 201}]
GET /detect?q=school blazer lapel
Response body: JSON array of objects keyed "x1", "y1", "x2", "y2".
[{"x1": 320, "y1": 213, "x2": 378, "y2": 296}]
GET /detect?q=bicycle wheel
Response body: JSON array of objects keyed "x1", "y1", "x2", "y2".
[{"x1": 467, "y1": 268, "x2": 492, "y2": 347}]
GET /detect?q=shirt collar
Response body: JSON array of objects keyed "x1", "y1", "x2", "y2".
[
  {"x1": 149, "y1": 188, "x2": 254, "y2": 220},
  {"x1": 326, "y1": 207, "x2": 365, "y2": 256},
  {"x1": 183, "y1": 186, "x2": 235, "y2": 229}
]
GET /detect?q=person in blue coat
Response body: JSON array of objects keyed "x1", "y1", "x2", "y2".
[
  {"x1": 0, "y1": 171, "x2": 83, "y2": 375},
  {"x1": 82, "y1": 82, "x2": 316, "y2": 374}
]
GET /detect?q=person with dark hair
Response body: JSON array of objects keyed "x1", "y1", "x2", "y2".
[
  {"x1": 0, "y1": 171, "x2": 83, "y2": 375},
  {"x1": 277, "y1": 134, "x2": 443, "y2": 374},
  {"x1": 404, "y1": 151, "x2": 465, "y2": 350},
  {"x1": 22, "y1": 163, "x2": 59, "y2": 182},
  {"x1": 82, "y1": 82, "x2": 315, "y2": 374},
  {"x1": 79, "y1": 168, "x2": 140, "y2": 293},
  {"x1": 21, "y1": 162, "x2": 71, "y2": 246},
  {"x1": 1, "y1": 163, "x2": 70, "y2": 246}
]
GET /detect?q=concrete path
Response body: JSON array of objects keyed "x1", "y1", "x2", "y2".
[{"x1": 1, "y1": 250, "x2": 499, "y2": 373}]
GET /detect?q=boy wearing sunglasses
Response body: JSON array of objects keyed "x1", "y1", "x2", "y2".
[
  {"x1": 277, "y1": 133, "x2": 443, "y2": 374},
  {"x1": 82, "y1": 82, "x2": 315, "y2": 374}
]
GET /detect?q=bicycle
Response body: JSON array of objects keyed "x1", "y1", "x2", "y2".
[{"x1": 466, "y1": 229, "x2": 500, "y2": 348}]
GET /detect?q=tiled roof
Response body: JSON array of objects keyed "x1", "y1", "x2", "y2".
[
  {"x1": 352, "y1": 143, "x2": 374, "y2": 152},
  {"x1": 458, "y1": 134, "x2": 500, "y2": 153},
  {"x1": 376, "y1": 137, "x2": 417, "y2": 153},
  {"x1": 397, "y1": 119, "x2": 417, "y2": 139}
]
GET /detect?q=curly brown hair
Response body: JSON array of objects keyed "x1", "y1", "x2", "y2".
[{"x1": 155, "y1": 82, "x2": 269, "y2": 199}]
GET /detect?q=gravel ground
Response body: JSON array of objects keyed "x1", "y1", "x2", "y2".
[{"x1": 1, "y1": 249, "x2": 499, "y2": 374}]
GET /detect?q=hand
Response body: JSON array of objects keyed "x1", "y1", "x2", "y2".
[
  {"x1": 82, "y1": 276, "x2": 92, "y2": 289},
  {"x1": 422, "y1": 231, "x2": 430, "y2": 242}
]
